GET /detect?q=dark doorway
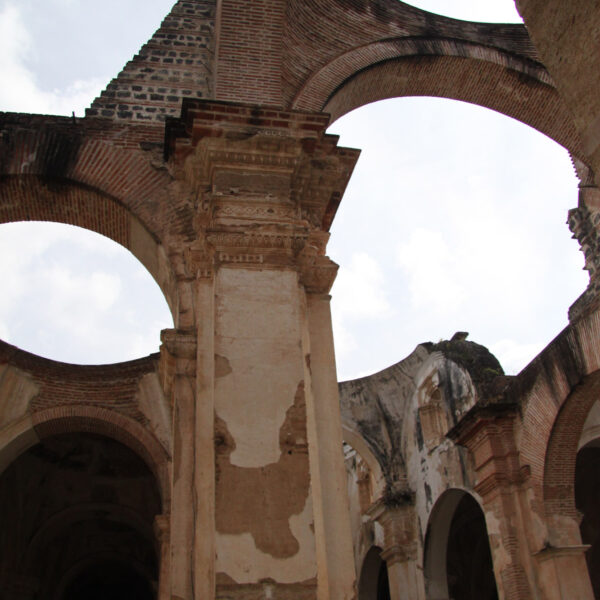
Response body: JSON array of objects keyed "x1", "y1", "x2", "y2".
[
  {"x1": 0, "y1": 433, "x2": 161, "y2": 599},
  {"x1": 576, "y1": 444, "x2": 600, "y2": 599},
  {"x1": 63, "y1": 560, "x2": 154, "y2": 600},
  {"x1": 359, "y1": 546, "x2": 392, "y2": 600},
  {"x1": 446, "y1": 494, "x2": 498, "y2": 600}
]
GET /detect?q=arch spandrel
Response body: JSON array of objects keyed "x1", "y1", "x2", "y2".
[{"x1": 319, "y1": 55, "x2": 582, "y2": 159}]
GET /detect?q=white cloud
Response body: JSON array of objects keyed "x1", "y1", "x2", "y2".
[
  {"x1": 397, "y1": 228, "x2": 466, "y2": 314},
  {"x1": 489, "y1": 339, "x2": 546, "y2": 375},
  {"x1": 0, "y1": 222, "x2": 173, "y2": 364},
  {"x1": 332, "y1": 252, "x2": 391, "y2": 319},
  {"x1": 90, "y1": 272, "x2": 121, "y2": 311},
  {"x1": 0, "y1": 3, "x2": 103, "y2": 116},
  {"x1": 331, "y1": 252, "x2": 391, "y2": 374}
]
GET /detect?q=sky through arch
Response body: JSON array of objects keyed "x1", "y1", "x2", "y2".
[
  {"x1": 327, "y1": 97, "x2": 587, "y2": 379},
  {"x1": 0, "y1": 222, "x2": 174, "y2": 364}
]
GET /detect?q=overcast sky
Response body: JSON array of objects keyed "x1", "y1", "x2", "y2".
[{"x1": 0, "y1": 0, "x2": 588, "y2": 380}]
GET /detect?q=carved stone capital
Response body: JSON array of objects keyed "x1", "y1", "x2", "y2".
[
  {"x1": 380, "y1": 542, "x2": 419, "y2": 566},
  {"x1": 368, "y1": 500, "x2": 419, "y2": 565},
  {"x1": 184, "y1": 242, "x2": 215, "y2": 280},
  {"x1": 160, "y1": 329, "x2": 197, "y2": 360},
  {"x1": 298, "y1": 255, "x2": 338, "y2": 294}
]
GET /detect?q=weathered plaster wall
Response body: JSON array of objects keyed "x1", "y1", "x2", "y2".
[{"x1": 214, "y1": 267, "x2": 316, "y2": 588}]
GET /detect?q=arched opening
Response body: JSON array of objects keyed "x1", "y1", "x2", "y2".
[
  {"x1": 0, "y1": 221, "x2": 173, "y2": 364},
  {"x1": 327, "y1": 97, "x2": 586, "y2": 380},
  {"x1": 0, "y1": 432, "x2": 162, "y2": 599},
  {"x1": 576, "y1": 440, "x2": 600, "y2": 599},
  {"x1": 359, "y1": 546, "x2": 391, "y2": 600},
  {"x1": 424, "y1": 489, "x2": 498, "y2": 600}
]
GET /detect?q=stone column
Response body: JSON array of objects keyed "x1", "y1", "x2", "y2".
[
  {"x1": 161, "y1": 328, "x2": 198, "y2": 600},
  {"x1": 161, "y1": 249, "x2": 216, "y2": 600},
  {"x1": 154, "y1": 514, "x2": 171, "y2": 600},
  {"x1": 371, "y1": 502, "x2": 426, "y2": 600},
  {"x1": 193, "y1": 266, "x2": 216, "y2": 599},
  {"x1": 301, "y1": 252, "x2": 357, "y2": 599}
]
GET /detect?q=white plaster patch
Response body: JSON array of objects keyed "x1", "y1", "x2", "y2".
[
  {"x1": 215, "y1": 268, "x2": 304, "y2": 467},
  {"x1": 216, "y1": 493, "x2": 317, "y2": 583}
]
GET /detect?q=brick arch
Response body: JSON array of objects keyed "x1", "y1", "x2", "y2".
[
  {"x1": 0, "y1": 175, "x2": 177, "y2": 320},
  {"x1": 0, "y1": 117, "x2": 174, "y2": 235},
  {"x1": 0, "y1": 406, "x2": 171, "y2": 511},
  {"x1": 292, "y1": 37, "x2": 550, "y2": 110},
  {"x1": 296, "y1": 52, "x2": 583, "y2": 160},
  {"x1": 542, "y1": 370, "x2": 600, "y2": 540},
  {"x1": 512, "y1": 308, "x2": 600, "y2": 549}
]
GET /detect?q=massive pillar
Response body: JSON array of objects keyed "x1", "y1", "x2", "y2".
[{"x1": 162, "y1": 99, "x2": 360, "y2": 599}]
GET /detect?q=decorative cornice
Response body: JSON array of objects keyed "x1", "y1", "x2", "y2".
[
  {"x1": 165, "y1": 99, "x2": 359, "y2": 234},
  {"x1": 160, "y1": 329, "x2": 197, "y2": 360},
  {"x1": 446, "y1": 401, "x2": 519, "y2": 446},
  {"x1": 184, "y1": 242, "x2": 216, "y2": 279}
]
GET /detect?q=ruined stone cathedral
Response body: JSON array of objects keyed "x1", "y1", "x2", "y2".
[{"x1": 0, "y1": 1, "x2": 599, "y2": 599}]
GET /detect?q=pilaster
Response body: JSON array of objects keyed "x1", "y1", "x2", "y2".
[
  {"x1": 160, "y1": 327, "x2": 198, "y2": 600},
  {"x1": 302, "y1": 287, "x2": 357, "y2": 599}
]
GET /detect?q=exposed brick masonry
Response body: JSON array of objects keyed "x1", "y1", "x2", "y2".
[{"x1": 87, "y1": 0, "x2": 216, "y2": 124}]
